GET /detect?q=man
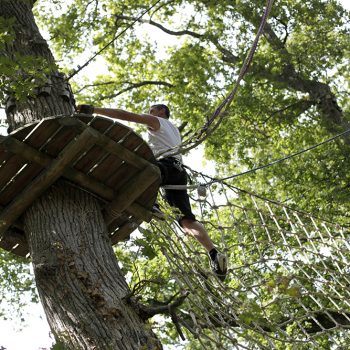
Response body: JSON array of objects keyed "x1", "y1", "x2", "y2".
[{"x1": 77, "y1": 103, "x2": 228, "y2": 281}]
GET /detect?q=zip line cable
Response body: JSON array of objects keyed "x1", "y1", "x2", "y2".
[
  {"x1": 162, "y1": 127, "x2": 350, "y2": 190},
  {"x1": 66, "y1": 0, "x2": 162, "y2": 81},
  {"x1": 210, "y1": 127, "x2": 350, "y2": 184}
]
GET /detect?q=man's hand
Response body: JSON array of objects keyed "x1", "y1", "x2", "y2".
[{"x1": 77, "y1": 104, "x2": 94, "y2": 114}]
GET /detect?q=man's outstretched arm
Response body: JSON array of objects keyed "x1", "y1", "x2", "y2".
[{"x1": 77, "y1": 105, "x2": 160, "y2": 131}]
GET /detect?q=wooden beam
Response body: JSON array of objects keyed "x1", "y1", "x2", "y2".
[
  {"x1": 105, "y1": 165, "x2": 160, "y2": 225},
  {"x1": 0, "y1": 128, "x2": 96, "y2": 236},
  {"x1": 59, "y1": 116, "x2": 152, "y2": 170},
  {"x1": 0, "y1": 135, "x2": 156, "y2": 223},
  {"x1": 110, "y1": 220, "x2": 142, "y2": 244},
  {"x1": 0, "y1": 227, "x2": 29, "y2": 257},
  {"x1": 0, "y1": 204, "x2": 23, "y2": 230},
  {"x1": 125, "y1": 202, "x2": 153, "y2": 223}
]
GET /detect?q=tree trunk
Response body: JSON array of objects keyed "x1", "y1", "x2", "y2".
[
  {"x1": 24, "y1": 181, "x2": 161, "y2": 349},
  {"x1": 1, "y1": 1, "x2": 162, "y2": 348}
]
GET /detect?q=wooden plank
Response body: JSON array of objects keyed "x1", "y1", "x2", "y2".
[
  {"x1": 0, "y1": 155, "x2": 27, "y2": 203},
  {"x1": 101, "y1": 132, "x2": 148, "y2": 187},
  {"x1": 0, "y1": 163, "x2": 44, "y2": 206},
  {"x1": 104, "y1": 162, "x2": 138, "y2": 189},
  {"x1": 10, "y1": 123, "x2": 36, "y2": 141},
  {"x1": 0, "y1": 135, "x2": 154, "y2": 222},
  {"x1": 0, "y1": 205, "x2": 23, "y2": 230},
  {"x1": 93, "y1": 133, "x2": 152, "y2": 189},
  {"x1": 89, "y1": 153, "x2": 124, "y2": 182},
  {"x1": 87, "y1": 122, "x2": 153, "y2": 187},
  {"x1": 104, "y1": 165, "x2": 160, "y2": 225},
  {"x1": 106, "y1": 214, "x2": 131, "y2": 235},
  {"x1": 0, "y1": 147, "x2": 13, "y2": 165},
  {"x1": 136, "y1": 143, "x2": 155, "y2": 161},
  {"x1": 122, "y1": 133, "x2": 144, "y2": 152},
  {"x1": 82, "y1": 124, "x2": 144, "y2": 182},
  {"x1": 41, "y1": 126, "x2": 77, "y2": 157},
  {"x1": 0, "y1": 135, "x2": 114, "y2": 200},
  {"x1": 73, "y1": 116, "x2": 115, "y2": 174},
  {"x1": 0, "y1": 136, "x2": 50, "y2": 167},
  {"x1": 79, "y1": 115, "x2": 113, "y2": 130},
  {"x1": 58, "y1": 117, "x2": 150, "y2": 169},
  {"x1": 106, "y1": 126, "x2": 131, "y2": 143},
  {"x1": 0, "y1": 128, "x2": 96, "y2": 236},
  {"x1": 77, "y1": 115, "x2": 132, "y2": 144},
  {"x1": 15, "y1": 119, "x2": 61, "y2": 149},
  {"x1": 91, "y1": 124, "x2": 131, "y2": 181},
  {"x1": 1, "y1": 121, "x2": 56, "y2": 205},
  {"x1": 74, "y1": 144, "x2": 105, "y2": 173}
]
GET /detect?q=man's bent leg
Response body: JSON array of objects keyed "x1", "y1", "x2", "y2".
[
  {"x1": 181, "y1": 218, "x2": 228, "y2": 281},
  {"x1": 180, "y1": 218, "x2": 215, "y2": 252}
]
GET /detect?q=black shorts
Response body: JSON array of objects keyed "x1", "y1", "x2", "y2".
[{"x1": 156, "y1": 157, "x2": 196, "y2": 224}]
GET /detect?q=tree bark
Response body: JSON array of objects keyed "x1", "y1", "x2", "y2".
[{"x1": 1, "y1": 1, "x2": 162, "y2": 348}]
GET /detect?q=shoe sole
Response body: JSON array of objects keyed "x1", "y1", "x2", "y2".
[{"x1": 217, "y1": 254, "x2": 228, "y2": 273}]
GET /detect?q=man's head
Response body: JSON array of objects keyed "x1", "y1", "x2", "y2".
[{"x1": 149, "y1": 104, "x2": 170, "y2": 119}]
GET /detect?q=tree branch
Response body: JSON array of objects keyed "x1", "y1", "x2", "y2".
[
  {"x1": 99, "y1": 80, "x2": 174, "y2": 100},
  {"x1": 128, "y1": 290, "x2": 190, "y2": 320},
  {"x1": 232, "y1": 7, "x2": 348, "y2": 137},
  {"x1": 115, "y1": 9, "x2": 347, "y2": 141},
  {"x1": 115, "y1": 15, "x2": 239, "y2": 64},
  {"x1": 116, "y1": 14, "x2": 203, "y2": 38},
  {"x1": 272, "y1": 16, "x2": 290, "y2": 46},
  {"x1": 75, "y1": 80, "x2": 174, "y2": 94},
  {"x1": 124, "y1": 278, "x2": 164, "y2": 300},
  {"x1": 261, "y1": 99, "x2": 316, "y2": 125},
  {"x1": 150, "y1": 0, "x2": 176, "y2": 19},
  {"x1": 178, "y1": 121, "x2": 188, "y2": 133}
]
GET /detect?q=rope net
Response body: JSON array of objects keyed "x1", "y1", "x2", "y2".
[{"x1": 123, "y1": 169, "x2": 350, "y2": 349}]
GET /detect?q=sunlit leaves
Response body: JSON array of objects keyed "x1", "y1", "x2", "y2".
[
  {"x1": 0, "y1": 251, "x2": 37, "y2": 320},
  {"x1": 0, "y1": 15, "x2": 56, "y2": 102}
]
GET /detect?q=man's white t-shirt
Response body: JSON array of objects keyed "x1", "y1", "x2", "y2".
[{"x1": 147, "y1": 117, "x2": 182, "y2": 161}]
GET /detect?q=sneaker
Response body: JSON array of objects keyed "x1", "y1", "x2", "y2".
[
  {"x1": 151, "y1": 204, "x2": 165, "y2": 220},
  {"x1": 211, "y1": 252, "x2": 228, "y2": 281}
]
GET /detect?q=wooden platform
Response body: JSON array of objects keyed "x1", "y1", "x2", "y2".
[{"x1": 0, "y1": 114, "x2": 161, "y2": 258}]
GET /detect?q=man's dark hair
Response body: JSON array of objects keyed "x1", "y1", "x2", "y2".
[{"x1": 151, "y1": 104, "x2": 170, "y2": 119}]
